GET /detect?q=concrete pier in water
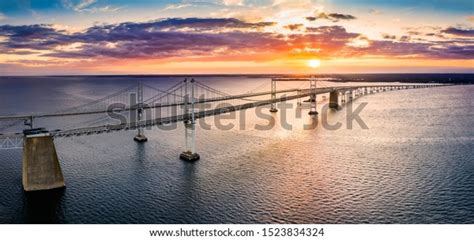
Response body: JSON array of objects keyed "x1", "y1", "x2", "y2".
[{"x1": 22, "y1": 135, "x2": 65, "y2": 191}]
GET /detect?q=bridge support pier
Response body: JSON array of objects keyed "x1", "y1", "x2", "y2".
[
  {"x1": 297, "y1": 90, "x2": 302, "y2": 106},
  {"x1": 22, "y1": 135, "x2": 65, "y2": 191},
  {"x1": 180, "y1": 121, "x2": 200, "y2": 161},
  {"x1": 134, "y1": 83, "x2": 147, "y2": 143},
  {"x1": 134, "y1": 109, "x2": 147, "y2": 142},
  {"x1": 329, "y1": 91, "x2": 339, "y2": 109},
  {"x1": 134, "y1": 128, "x2": 147, "y2": 142},
  {"x1": 180, "y1": 79, "x2": 200, "y2": 161}
]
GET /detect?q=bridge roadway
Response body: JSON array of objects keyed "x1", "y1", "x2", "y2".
[
  {"x1": 0, "y1": 87, "x2": 301, "y2": 121},
  {"x1": 0, "y1": 84, "x2": 432, "y2": 122},
  {"x1": 0, "y1": 84, "x2": 439, "y2": 138}
]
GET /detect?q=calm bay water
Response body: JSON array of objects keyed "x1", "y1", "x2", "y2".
[{"x1": 0, "y1": 76, "x2": 473, "y2": 223}]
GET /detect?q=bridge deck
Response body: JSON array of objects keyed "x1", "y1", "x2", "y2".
[
  {"x1": 0, "y1": 83, "x2": 446, "y2": 141},
  {"x1": 0, "y1": 84, "x2": 433, "y2": 121},
  {"x1": 48, "y1": 84, "x2": 440, "y2": 138}
]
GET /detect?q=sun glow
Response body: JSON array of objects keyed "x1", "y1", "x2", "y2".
[{"x1": 308, "y1": 59, "x2": 321, "y2": 68}]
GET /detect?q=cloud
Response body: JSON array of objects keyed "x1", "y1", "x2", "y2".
[
  {"x1": 0, "y1": 18, "x2": 280, "y2": 60},
  {"x1": 62, "y1": 0, "x2": 121, "y2": 13},
  {"x1": 441, "y1": 27, "x2": 474, "y2": 37},
  {"x1": 328, "y1": 13, "x2": 357, "y2": 21},
  {"x1": 0, "y1": 24, "x2": 70, "y2": 50},
  {"x1": 368, "y1": 9, "x2": 382, "y2": 15},
  {"x1": 222, "y1": 0, "x2": 245, "y2": 6},
  {"x1": 0, "y1": 12, "x2": 6, "y2": 21},
  {"x1": 92, "y1": 5, "x2": 122, "y2": 13},
  {"x1": 45, "y1": 31, "x2": 289, "y2": 59},
  {"x1": 76, "y1": 0, "x2": 96, "y2": 10},
  {"x1": 62, "y1": 0, "x2": 95, "y2": 11},
  {"x1": 407, "y1": 31, "x2": 421, "y2": 36},
  {"x1": 284, "y1": 24, "x2": 304, "y2": 31},
  {"x1": 292, "y1": 26, "x2": 361, "y2": 56},
  {"x1": 163, "y1": 4, "x2": 192, "y2": 11},
  {"x1": 87, "y1": 18, "x2": 275, "y2": 33},
  {"x1": 0, "y1": 18, "x2": 473, "y2": 64},
  {"x1": 306, "y1": 12, "x2": 356, "y2": 22},
  {"x1": 468, "y1": 16, "x2": 474, "y2": 22},
  {"x1": 382, "y1": 34, "x2": 397, "y2": 40},
  {"x1": 364, "y1": 40, "x2": 474, "y2": 59},
  {"x1": 305, "y1": 25, "x2": 358, "y2": 37},
  {"x1": 6, "y1": 59, "x2": 73, "y2": 66},
  {"x1": 399, "y1": 35, "x2": 410, "y2": 42}
]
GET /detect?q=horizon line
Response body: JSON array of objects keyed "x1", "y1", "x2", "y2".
[{"x1": 1, "y1": 72, "x2": 474, "y2": 77}]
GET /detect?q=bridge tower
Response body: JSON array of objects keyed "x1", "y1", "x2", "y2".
[
  {"x1": 134, "y1": 83, "x2": 148, "y2": 142},
  {"x1": 269, "y1": 79, "x2": 278, "y2": 113},
  {"x1": 297, "y1": 90, "x2": 302, "y2": 106},
  {"x1": 180, "y1": 79, "x2": 200, "y2": 161},
  {"x1": 329, "y1": 91, "x2": 339, "y2": 109},
  {"x1": 308, "y1": 76, "x2": 318, "y2": 115}
]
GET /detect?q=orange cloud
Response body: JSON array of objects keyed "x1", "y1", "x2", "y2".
[{"x1": 1, "y1": 18, "x2": 473, "y2": 74}]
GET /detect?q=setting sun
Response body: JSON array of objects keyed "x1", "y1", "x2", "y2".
[{"x1": 308, "y1": 59, "x2": 321, "y2": 68}]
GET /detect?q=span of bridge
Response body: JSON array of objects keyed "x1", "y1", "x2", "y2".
[{"x1": 0, "y1": 77, "x2": 446, "y2": 191}]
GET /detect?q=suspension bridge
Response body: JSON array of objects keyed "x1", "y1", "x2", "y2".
[{"x1": 0, "y1": 77, "x2": 445, "y2": 191}]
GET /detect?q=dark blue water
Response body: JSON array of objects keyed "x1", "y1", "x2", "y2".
[{"x1": 0, "y1": 76, "x2": 473, "y2": 223}]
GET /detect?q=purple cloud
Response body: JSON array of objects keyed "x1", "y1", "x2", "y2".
[
  {"x1": 0, "y1": 18, "x2": 472, "y2": 62},
  {"x1": 441, "y1": 27, "x2": 474, "y2": 37},
  {"x1": 306, "y1": 12, "x2": 357, "y2": 22}
]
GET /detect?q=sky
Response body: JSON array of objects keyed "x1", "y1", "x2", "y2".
[{"x1": 0, "y1": 0, "x2": 473, "y2": 75}]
